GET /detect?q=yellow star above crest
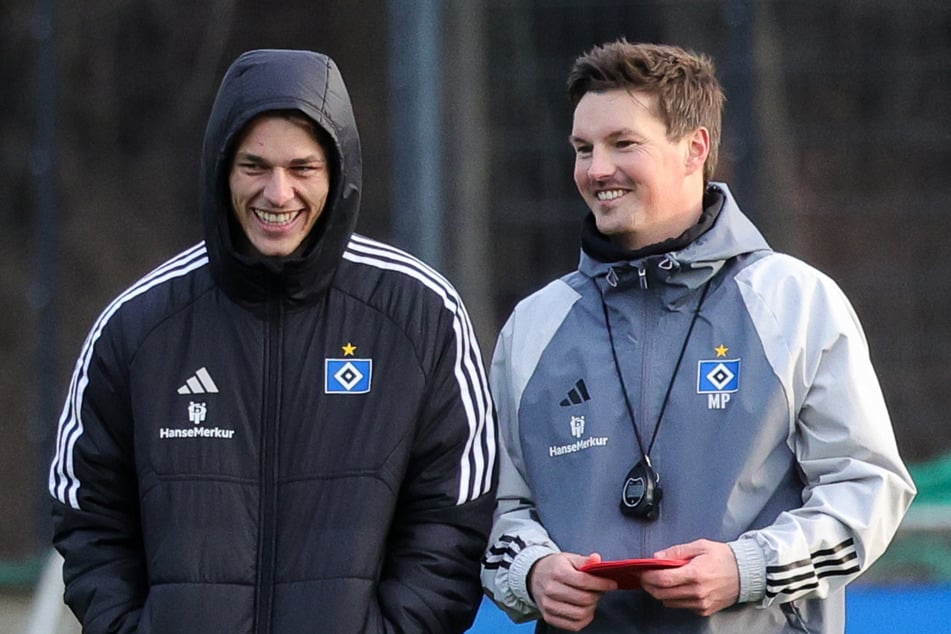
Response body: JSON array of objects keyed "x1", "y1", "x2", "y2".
[
  {"x1": 714, "y1": 344, "x2": 729, "y2": 357},
  {"x1": 342, "y1": 342, "x2": 357, "y2": 356}
]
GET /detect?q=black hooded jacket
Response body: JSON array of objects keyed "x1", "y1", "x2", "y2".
[{"x1": 49, "y1": 49, "x2": 497, "y2": 634}]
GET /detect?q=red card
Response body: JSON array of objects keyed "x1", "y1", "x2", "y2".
[{"x1": 579, "y1": 558, "x2": 688, "y2": 589}]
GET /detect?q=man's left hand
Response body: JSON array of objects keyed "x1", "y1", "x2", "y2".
[{"x1": 638, "y1": 539, "x2": 740, "y2": 616}]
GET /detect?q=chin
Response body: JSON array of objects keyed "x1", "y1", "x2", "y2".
[
  {"x1": 251, "y1": 241, "x2": 299, "y2": 258},
  {"x1": 593, "y1": 220, "x2": 629, "y2": 238}
]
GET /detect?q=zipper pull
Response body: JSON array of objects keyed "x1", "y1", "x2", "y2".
[
  {"x1": 606, "y1": 267, "x2": 619, "y2": 288},
  {"x1": 638, "y1": 266, "x2": 648, "y2": 289}
]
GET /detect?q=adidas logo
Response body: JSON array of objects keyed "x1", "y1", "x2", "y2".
[
  {"x1": 177, "y1": 367, "x2": 219, "y2": 394},
  {"x1": 560, "y1": 379, "x2": 590, "y2": 407}
]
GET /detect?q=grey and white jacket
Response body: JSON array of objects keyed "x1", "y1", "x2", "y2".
[{"x1": 481, "y1": 183, "x2": 915, "y2": 633}]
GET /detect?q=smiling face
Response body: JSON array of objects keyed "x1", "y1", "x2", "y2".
[
  {"x1": 570, "y1": 89, "x2": 709, "y2": 251},
  {"x1": 229, "y1": 114, "x2": 331, "y2": 257}
]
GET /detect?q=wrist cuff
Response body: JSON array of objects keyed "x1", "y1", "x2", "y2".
[
  {"x1": 729, "y1": 537, "x2": 767, "y2": 603},
  {"x1": 510, "y1": 545, "x2": 557, "y2": 607}
]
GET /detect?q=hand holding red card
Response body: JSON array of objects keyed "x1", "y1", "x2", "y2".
[{"x1": 579, "y1": 558, "x2": 688, "y2": 590}]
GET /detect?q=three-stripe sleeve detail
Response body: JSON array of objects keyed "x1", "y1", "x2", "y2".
[
  {"x1": 482, "y1": 534, "x2": 527, "y2": 571},
  {"x1": 343, "y1": 234, "x2": 497, "y2": 505},
  {"x1": 48, "y1": 244, "x2": 210, "y2": 510},
  {"x1": 765, "y1": 538, "x2": 860, "y2": 598}
]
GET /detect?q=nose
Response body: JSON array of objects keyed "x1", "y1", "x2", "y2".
[
  {"x1": 263, "y1": 168, "x2": 295, "y2": 207},
  {"x1": 586, "y1": 146, "x2": 614, "y2": 181}
]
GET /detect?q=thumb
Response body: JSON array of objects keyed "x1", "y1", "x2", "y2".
[
  {"x1": 565, "y1": 552, "x2": 603, "y2": 570},
  {"x1": 584, "y1": 552, "x2": 604, "y2": 565},
  {"x1": 654, "y1": 540, "x2": 706, "y2": 560}
]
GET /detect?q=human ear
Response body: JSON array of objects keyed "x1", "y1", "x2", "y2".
[{"x1": 684, "y1": 127, "x2": 710, "y2": 175}]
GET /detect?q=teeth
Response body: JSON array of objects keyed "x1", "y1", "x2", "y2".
[
  {"x1": 253, "y1": 208, "x2": 298, "y2": 225},
  {"x1": 597, "y1": 190, "x2": 625, "y2": 201}
]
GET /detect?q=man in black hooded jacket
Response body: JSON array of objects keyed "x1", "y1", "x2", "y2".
[{"x1": 48, "y1": 49, "x2": 497, "y2": 633}]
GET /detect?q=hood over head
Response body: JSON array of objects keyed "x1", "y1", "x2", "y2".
[{"x1": 200, "y1": 49, "x2": 361, "y2": 305}]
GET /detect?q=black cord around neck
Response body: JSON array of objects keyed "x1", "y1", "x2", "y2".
[{"x1": 599, "y1": 276, "x2": 711, "y2": 460}]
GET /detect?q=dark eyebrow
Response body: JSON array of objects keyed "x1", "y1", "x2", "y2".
[
  {"x1": 288, "y1": 155, "x2": 326, "y2": 165},
  {"x1": 234, "y1": 152, "x2": 325, "y2": 165},
  {"x1": 234, "y1": 151, "x2": 268, "y2": 165},
  {"x1": 569, "y1": 129, "x2": 638, "y2": 146},
  {"x1": 606, "y1": 129, "x2": 637, "y2": 140}
]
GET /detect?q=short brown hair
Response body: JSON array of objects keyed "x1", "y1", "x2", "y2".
[{"x1": 567, "y1": 40, "x2": 725, "y2": 182}]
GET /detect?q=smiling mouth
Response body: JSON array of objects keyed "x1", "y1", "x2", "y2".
[
  {"x1": 596, "y1": 189, "x2": 626, "y2": 202},
  {"x1": 253, "y1": 208, "x2": 302, "y2": 226}
]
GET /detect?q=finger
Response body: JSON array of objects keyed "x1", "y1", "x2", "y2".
[
  {"x1": 660, "y1": 596, "x2": 722, "y2": 617},
  {"x1": 582, "y1": 552, "x2": 603, "y2": 565},
  {"x1": 540, "y1": 601, "x2": 598, "y2": 632},
  {"x1": 654, "y1": 538, "x2": 707, "y2": 560},
  {"x1": 545, "y1": 612, "x2": 595, "y2": 633},
  {"x1": 546, "y1": 584, "x2": 602, "y2": 608},
  {"x1": 641, "y1": 576, "x2": 692, "y2": 598},
  {"x1": 554, "y1": 571, "x2": 615, "y2": 595},
  {"x1": 561, "y1": 553, "x2": 618, "y2": 593},
  {"x1": 564, "y1": 551, "x2": 602, "y2": 569},
  {"x1": 538, "y1": 593, "x2": 600, "y2": 630},
  {"x1": 640, "y1": 563, "x2": 694, "y2": 591}
]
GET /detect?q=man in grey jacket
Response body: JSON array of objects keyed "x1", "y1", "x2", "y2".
[{"x1": 481, "y1": 40, "x2": 915, "y2": 633}]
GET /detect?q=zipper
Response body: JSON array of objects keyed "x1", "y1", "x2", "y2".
[
  {"x1": 637, "y1": 265, "x2": 651, "y2": 554},
  {"x1": 255, "y1": 296, "x2": 283, "y2": 634}
]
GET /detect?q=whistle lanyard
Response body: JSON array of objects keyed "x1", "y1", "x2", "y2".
[{"x1": 599, "y1": 274, "x2": 711, "y2": 462}]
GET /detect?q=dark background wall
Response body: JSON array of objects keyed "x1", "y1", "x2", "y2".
[{"x1": 2, "y1": 0, "x2": 949, "y2": 564}]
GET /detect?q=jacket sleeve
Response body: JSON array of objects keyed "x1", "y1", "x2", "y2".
[
  {"x1": 376, "y1": 297, "x2": 498, "y2": 633},
  {"x1": 728, "y1": 256, "x2": 916, "y2": 606},
  {"x1": 48, "y1": 318, "x2": 146, "y2": 634},
  {"x1": 479, "y1": 314, "x2": 561, "y2": 624}
]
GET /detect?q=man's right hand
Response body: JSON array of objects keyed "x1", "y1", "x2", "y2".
[{"x1": 528, "y1": 552, "x2": 618, "y2": 631}]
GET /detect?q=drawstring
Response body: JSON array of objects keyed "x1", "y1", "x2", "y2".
[
  {"x1": 604, "y1": 264, "x2": 648, "y2": 289},
  {"x1": 605, "y1": 255, "x2": 678, "y2": 291},
  {"x1": 599, "y1": 277, "x2": 712, "y2": 460}
]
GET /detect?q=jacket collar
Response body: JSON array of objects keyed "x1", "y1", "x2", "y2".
[{"x1": 578, "y1": 183, "x2": 771, "y2": 294}]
